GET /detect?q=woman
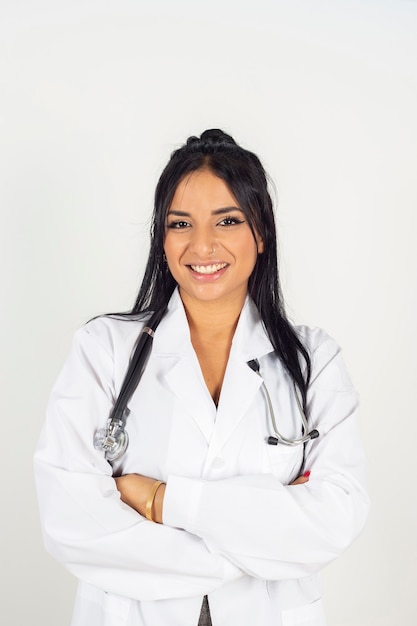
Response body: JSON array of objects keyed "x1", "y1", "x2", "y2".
[{"x1": 35, "y1": 129, "x2": 369, "y2": 626}]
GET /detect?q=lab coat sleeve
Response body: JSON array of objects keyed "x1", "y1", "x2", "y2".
[
  {"x1": 34, "y1": 324, "x2": 242, "y2": 602},
  {"x1": 163, "y1": 334, "x2": 370, "y2": 581}
]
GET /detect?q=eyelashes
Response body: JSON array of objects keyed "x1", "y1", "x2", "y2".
[
  {"x1": 166, "y1": 216, "x2": 245, "y2": 229},
  {"x1": 166, "y1": 220, "x2": 190, "y2": 229},
  {"x1": 219, "y1": 216, "x2": 245, "y2": 226}
]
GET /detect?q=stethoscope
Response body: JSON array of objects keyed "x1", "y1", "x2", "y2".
[
  {"x1": 94, "y1": 314, "x2": 319, "y2": 461},
  {"x1": 247, "y1": 359, "x2": 319, "y2": 446},
  {"x1": 93, "y1": 309, "x2": 165, "y2": 462}
]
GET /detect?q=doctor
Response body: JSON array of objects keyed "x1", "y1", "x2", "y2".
[{"x1": 34, "y1": 129, "x2": 369, "y2": 626}]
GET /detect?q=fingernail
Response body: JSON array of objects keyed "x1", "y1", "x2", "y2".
[{"x1": 303, "y1": 471, "x2": 311, "y2": 477}]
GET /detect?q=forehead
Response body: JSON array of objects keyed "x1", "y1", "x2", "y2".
[{"x1": 170, "y1": 169, "x2": 239, "y2": 211}]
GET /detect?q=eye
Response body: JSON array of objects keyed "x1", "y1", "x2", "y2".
[
  {"x1": 166, "y1": 220, "x2": 191, "y2": 229},
  {"x1": 218, "y1": 215, "x2": 245, "y2": 227}
]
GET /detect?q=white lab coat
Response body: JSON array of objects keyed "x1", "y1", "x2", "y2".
[{"x1": 34, "y1": 289, "x2": 369, "y2": 626}]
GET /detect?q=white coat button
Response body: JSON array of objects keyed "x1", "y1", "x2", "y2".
[{"x1": 211, "y1": 457, "x2": 225, "y2": 469}]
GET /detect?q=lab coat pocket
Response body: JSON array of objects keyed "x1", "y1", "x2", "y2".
[
  {"x1": 265, "y1": 443, "x2": 303, "y2": 484},
  {"x1": 281, "y1": 598, "x2": 327, "y2": 626},
  {"x1": 72, "y1": 582, "x2": 132, "y2": 626}
]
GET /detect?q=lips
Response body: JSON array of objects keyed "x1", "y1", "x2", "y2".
[{"x1": 189, "y1": 263, "x2": 228, "y2": 275}]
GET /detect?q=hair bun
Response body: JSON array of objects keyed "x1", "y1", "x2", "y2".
[
  {"x1": 200, "y1": 129, "x2": 236, "y2": 146},
  {"x1": 186, "y1": 129, "x2": 237, "y2": 150}
]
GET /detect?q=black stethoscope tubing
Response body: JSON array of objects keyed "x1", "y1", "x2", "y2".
[{"x1": 93, "y1": 308, "x2": 165, "y2": 461}]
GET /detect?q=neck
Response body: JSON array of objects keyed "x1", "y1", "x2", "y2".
[{"x1": 179, "y1": 290, "x2": 247, "y2": 341}]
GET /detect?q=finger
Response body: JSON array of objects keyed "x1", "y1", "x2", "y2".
[
  {"x1": 290, "y1": 471, "x2": 311, "y2": 486},
  {"x1": 290, "y1": 476, "x2": 309, "y2": 485}
]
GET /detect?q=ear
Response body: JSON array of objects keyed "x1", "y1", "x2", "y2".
[{"x1": 257, "y1": 236, "x2": 264, "y2": 254}]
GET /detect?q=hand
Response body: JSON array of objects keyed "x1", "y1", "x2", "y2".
[
  {"x1": 290, "y1": 470, "x2": 311, "y2": 486},
  {"x1": 114, "y1": 474, "x2": 166, "y2": 523}
]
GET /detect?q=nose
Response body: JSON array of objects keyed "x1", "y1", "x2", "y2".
[{"x1": 188, "y1": 225, "x2": 217, "y2": 257}]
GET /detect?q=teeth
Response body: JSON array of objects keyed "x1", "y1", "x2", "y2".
[{"x1": 190, "y1": 263, "x2": 227, "y2": 274}]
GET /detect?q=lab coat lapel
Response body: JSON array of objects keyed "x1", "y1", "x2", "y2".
[
  {"x1": 204, "y1": 298, "x2": 274, "y2": 465},
  {"x1": 152, "y1": 290, "x2": 217, "y2": 442},
  {"x1": 164, "y1": 357, "x2": 217, "y2": 442},
  {"x1": 203, "y1": 357, "x2": 262, "y2": 466}
]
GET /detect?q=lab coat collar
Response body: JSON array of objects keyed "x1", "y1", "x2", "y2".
[{"x1": 152, "y1": 289, "x2": 275, "y2": 459}]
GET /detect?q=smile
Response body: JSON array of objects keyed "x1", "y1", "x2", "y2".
[{"x1": 190, "y1": 263, "x2": 228, "y2": 275}]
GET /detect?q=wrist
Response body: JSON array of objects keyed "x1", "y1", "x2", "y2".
[
  {"x1": 145, "y1": 480, "x2": 166, "y2": 523},
  {"x1": 153, "y1": 482, "x2": 166, "y2": 524}
]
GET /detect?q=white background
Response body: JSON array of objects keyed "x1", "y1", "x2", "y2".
[{"x1": 1, "y1": 1, "x2": 416, "y2": 624}]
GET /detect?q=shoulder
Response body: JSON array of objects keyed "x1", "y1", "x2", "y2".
[
  {"x1": 295, "y1": 325, "x2": 353, "y2": 391},
  {"x1": 73, "y1": 313, "x2": 151, "y2": 359},
  {"x1": 295, "y1": 325, "x2": 339, "y2": 357}
]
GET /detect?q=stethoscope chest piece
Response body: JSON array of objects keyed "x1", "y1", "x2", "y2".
[{"x1": 94, "y1": 417, "x2": 129, "y2": 462}]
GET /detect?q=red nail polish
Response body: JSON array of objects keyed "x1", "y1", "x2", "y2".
[{"x1": 303, "y1": 471, "x2": 311, "y2": 477}]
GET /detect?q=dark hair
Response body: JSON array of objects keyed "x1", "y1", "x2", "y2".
[{"x1": 130, "y1": 129, "x2": 311, "y2": 411}]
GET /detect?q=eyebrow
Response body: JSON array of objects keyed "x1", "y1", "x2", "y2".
[{"x1": 167, "y1": 206, "x2": 243, "y2": 217}]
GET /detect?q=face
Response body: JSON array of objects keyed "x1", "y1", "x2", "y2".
[{"x1": 164, "y1": 168, "x2": 263, "y2": 308}]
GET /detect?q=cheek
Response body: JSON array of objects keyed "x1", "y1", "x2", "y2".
[
  {"x1": 163, "y1": 235, "x2": 186, "y2": 277},
  {"x1": 243, "y1": 236, "x2": 261, "y2": 266},
  {"x1": 163, "y1": 234, "x2": 177, "y2": 262}
]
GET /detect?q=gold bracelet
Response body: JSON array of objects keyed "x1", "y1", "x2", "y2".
[{"x1": 145, "y1": 480, "x2": 165, "y2": 522}]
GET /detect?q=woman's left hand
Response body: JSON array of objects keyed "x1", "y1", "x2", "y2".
[
  {"x1": 114, "y1": 474, "x2": 166, "y2": 523},
  {"x1": 290, "y1": 470, "x2": 311, "y2": 486}
]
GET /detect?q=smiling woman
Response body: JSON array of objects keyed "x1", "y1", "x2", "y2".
[{"x1": 34, "y1": 129, "x2": 369, "y2": 626}]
